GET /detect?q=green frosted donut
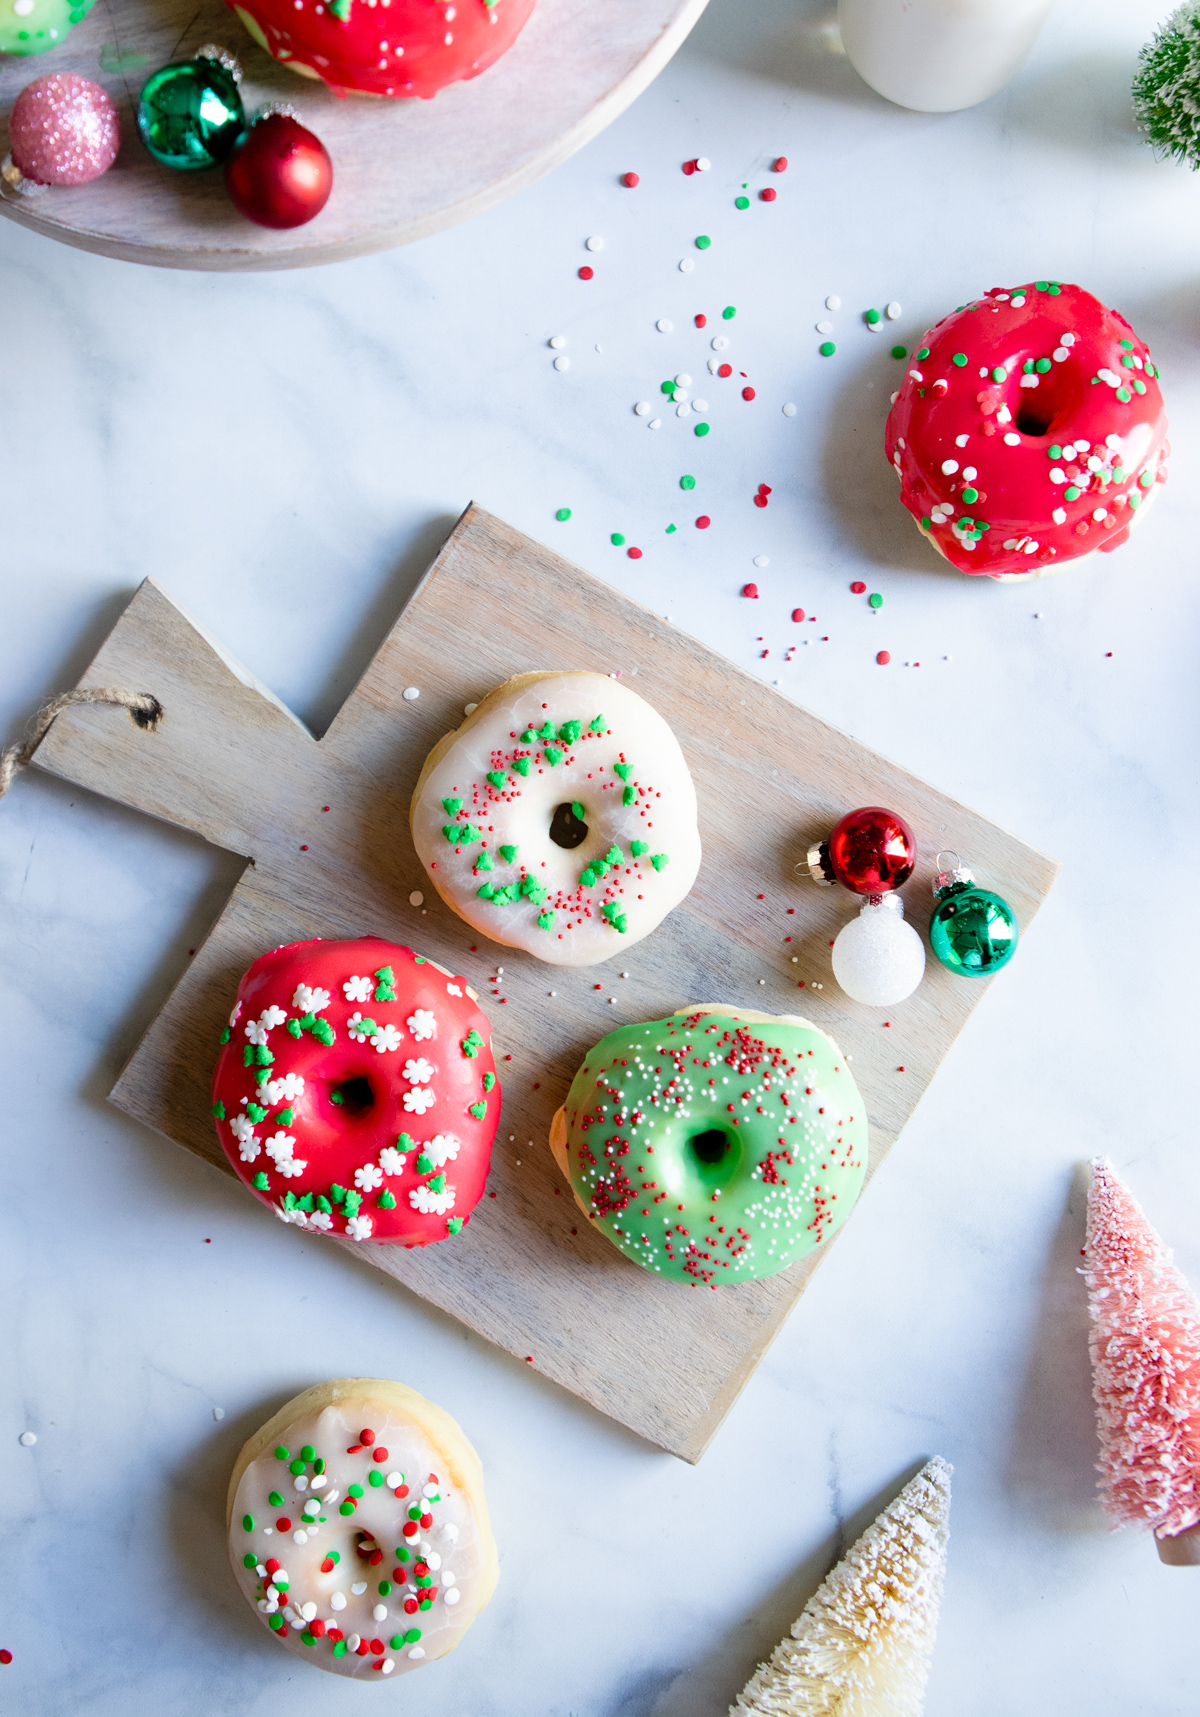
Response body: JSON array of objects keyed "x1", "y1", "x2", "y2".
[
  {"x1": 553, "y1": 1005, "x2": 868, "y2": 1285},
  {"x1": 1, "y1": 0, "x2": 95, "y2": 56}
]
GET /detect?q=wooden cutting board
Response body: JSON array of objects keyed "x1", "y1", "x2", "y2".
[
  {"x1": 28, "y1": 504, "x2": 1059, "y2": 1459},
  {"x1": 0, "y1": 0, "x2": 708, "y2": 269}
]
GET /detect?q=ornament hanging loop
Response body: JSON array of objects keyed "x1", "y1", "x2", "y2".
[{"x1": 0, "y1": 688, "x2": 163, "y2": 802}]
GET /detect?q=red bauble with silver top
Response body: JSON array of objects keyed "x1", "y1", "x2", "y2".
[
  {"x1": 808, "y1": 805, "x2": 917, "y2": 895},
  {"x1": 224, "y1": 111, "x2": 332, "y2": 229}
]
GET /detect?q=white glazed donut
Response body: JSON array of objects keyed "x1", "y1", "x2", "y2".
[
  {"x1": 410, "y1": 671, "x2": 702, "y2": 967},
  {"x1": 227, "y1": 1378, "x2": 497, "y2": 1681}
]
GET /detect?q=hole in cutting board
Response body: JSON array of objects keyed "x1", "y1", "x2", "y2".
[{"x1": 549, "y1": 801, "x2": 589, "y2": 849}]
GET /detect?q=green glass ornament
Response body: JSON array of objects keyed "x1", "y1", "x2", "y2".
[
  {"x1": 137, "y1": 47, "x2": 245, "y2": 171},
  {"x1": 929, "y1": 852, "x2": 1018, "y2": 978}
]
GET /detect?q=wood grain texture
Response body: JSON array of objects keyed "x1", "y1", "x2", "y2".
[
  {"x1": 0, "y1": 0, "x2": 708, "y2": 270},
  {"x1": 28, "y1": 505, "x2": 1059, "y2": 1459}
]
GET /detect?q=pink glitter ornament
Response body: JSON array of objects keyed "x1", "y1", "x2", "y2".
[
  {"x1": 6, "y1": 73, "x2": 120, "y2": 192},
  {"x1": 1084, "y1": 1157, "x2": 1200, "y2": 1563}
]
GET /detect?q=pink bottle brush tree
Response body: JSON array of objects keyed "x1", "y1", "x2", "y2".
[{"x1": 1083, "y1": 1157, "x2": 1200, "y2": 1564}]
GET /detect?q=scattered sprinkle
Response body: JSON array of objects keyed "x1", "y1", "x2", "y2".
[
  {"x1": 782, "y1": 402, "x2": 797, "y2": 416},
  {"x1": 819, "y1": 342, "x2": 835, "y2": 357},
  {"x1": 753, "y1": 555, "x2": 769, "y2": 568},
  {"x1": 876, "y1": 650, "x2": 891, "y2": 665},
  {"x1": 743, "y1": 582, "x2": 760, "y2": 599},
  {"x1": 18, "y1": 1431, "x2": 36, "y2": 1447},
  {"x1": 760, "y1": 187, "x2": 777, "y2": 202},
  {"x1": 402, "y1": 687, "x2": 420, "y2": 701},
  {"x1": 578, "y1": 266, "x2": 593, "y2": 280},
  {"x1": 548, "y1": 335, "x2": 567, "y2": 349},
  {"x1": 825, "y1": 294, "x2": 841, "y2": 310},
  {"x1": 886, "y1": 301, "x2": 902, "y2": 319},
  {"x1": 868, "y1": 593, "x2": 883, "y2": 609},
  {"x1": 621, "y1": 171, "x2": 639, "y2": 188},
  {"x1": 585, "y1": 235, "x2": 604, "y2": 252},
  {"x1": 657, "y1": 318, "x2": 673, "y2": 333},
  {"x1": 555, "y1": 507, "x2": 571, "y2": 521},
  {"x1": 773, "y1": 155, "x2": 788, "y2": 171},
  {"x1": 553, "y1": 355, "x2": 569, "y2": 371},
  {"x1": 409, "y1": 890, "x2": 424, "y2": 906}
]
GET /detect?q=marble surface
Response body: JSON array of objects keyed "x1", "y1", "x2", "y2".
[{"x1": 3, "y1": 0, "x2": 1200, "y2": 1710}]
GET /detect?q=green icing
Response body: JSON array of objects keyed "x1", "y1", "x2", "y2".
[
  {"x1": 562, "y1": 1010, "x2": 867, "y2": 1285},
  {"x1": 475, "y1": 851, "x2": 494, "y2": 872},
  {"x1": 461, "y1": 1031, "x2": 483, "y2": 1058},
  {"x1": 588, "y1": 715, "x2": 606, "y2": 733},
  {"x1": 219, "y1": 1027, "x2": 231, "y2": 1045},
  {"x1": 498, "y1": 845, "x2": 519, "y2": 863},
  {"x1": 559, "y1": 720, "x2": 582, "y2": 744},
  {"x1": 537, "y1": 911, "x2": 555, "y2": 930},
  {"x1": 442, "y1": 798, "x2": 462, "y2": 815},
  {"x1": 601, "y1": 902, "x2": 628, "y2": 933},
  {"x1": 544, "y1": 745, "x2": 564, "y2": 766},
  {"x1": 246, "y1": 1103, "x2": 266, "y2": 1123},
  {"x1": 614, "y1": 763, "x2": 633, "y2": 782},
  {"x1": 623, "y1": 787, "x2": 635, "y2": 807},
  {"x1": 251, "y1": 1172, "x2": 269, "y2": 1191},
  {"x1": 417, "y1": 1153, "x2": 435, "y2": 1174},
  {"x1": 486, "y1": 771, "x2": 506, "y2": 789},
  {"x1": 571, "y1": 801, "x2": 586, "y2": 821},
  {"x1": 512, "y1": 758, "x2": 532, "y2": 777},
  {"x1": 468, "y1": 1102, "x2": 487, "y2": 1119},
  {"x1": 447, "y1": 1217, "x2": 464, "y2": 1234},
  {"x1": 483, "y1": 1072, "x2": 496, "y2": 1092},
  {"x1": 603, "y1": 844, "x2": 623, "y2": 866},
  {"x1": 212, "y1": 1100, "x2": 226, "y2": 1119},
  {"x1": 630, "y1": 840, "x2": 649, "y2": 858},
  {"x1": 650, "y1": 853, "x2": 670, "y2": 871},
  {"x1": 378, "y1": 1190, "x2": 397, "y2": 1209}
]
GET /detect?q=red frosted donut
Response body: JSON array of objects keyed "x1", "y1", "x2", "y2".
[
  {"x1": 211, "y1": 938, "x2": 499, "y2": 1245},
  {"x1": 228, "y1": 0, "x2": 535, "y2": 99},
  {"x1": 885, "y1": 281, "x2": 1169, "y2": 581}
]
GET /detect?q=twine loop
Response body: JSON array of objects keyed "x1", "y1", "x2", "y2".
[{"x1": 0, "y1": 688, "x2": 163, "y2": 801}]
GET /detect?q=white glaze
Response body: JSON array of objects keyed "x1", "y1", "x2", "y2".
[
  {"x1": 411, "y1": 672, "x2": 701, "y2": 966},
  {"x1": 229, "y1": 1399, "x2": 487, "y2": 1680}
]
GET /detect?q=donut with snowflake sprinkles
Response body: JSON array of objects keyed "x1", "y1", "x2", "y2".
[
  {"x1": 210, "y1": 938, "x2": 499, "y2": 1245},
  {"x1": 227, "y1": 1377, "x2": 497, "y2": 1679},
  {"x1": 410, "y1": 671, "x2": 702, "y2": 967},
  {"x1": 885, "y1": 280, "x2": 1169, "y2": 580},
  {"x1": 549, "y1": 1005, "x2": 867, "y2": 1285},
  {"x1": 227, "y1": 0, "x2": 534, "y2": 99}
]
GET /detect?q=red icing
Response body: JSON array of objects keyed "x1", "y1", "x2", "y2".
[
  {"x1": 211, "y1": 937, "x2": 498, "y2": 1245},
  {"x1": 227, "y1": 0, "x2": 535, "y2": 100},
  {"x1": 885, "y1": 281, "x2": 1169, "y2": 580}
]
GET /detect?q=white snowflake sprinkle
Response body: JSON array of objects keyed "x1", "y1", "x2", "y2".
[
  {"x1": 244, "y1": 1019, "x2": 269, "y2": 1046},
  {"x1": 230, "y1": 1114, "x2": 259, "y2": 1157},
  {"x1": 403, "y1": 1057, "x2": 434, "y2": 1085},
  {"x1": 407, "y1": 1009, "x2": 435, "y2": 1041},
  {"x1": 424, "y1": 1133, "x2": 461, "y2": 1168},
  {"x1": 343, "y1": 975, "x2": 373, "y2": 1003},
  {"x1": 265, "y1": 1131, "x2": 297, "y2": 1164},
  {"x1": 403, "y1": 1088, "x2": 437, "y2": 1115},
  {"x1": 274, "y1": 1157, "x2": 307, "y2": 1180},
  {"x1": 373, "y1": 1023, "x2": 403, "y2": 1054},
  {"x1": 347, "y1": 1012, "x2": 375, "y2": 1043},
  {"x1": 228, "y1": 1001, "x2": 243, "y2": 1027},
  {"x1": 346, "y1": 1214, "x2": 374, "y2": 1240},
  {"x1": 259, "y1": 1005, "x2": 287, "y2": 1031},
  {"x1": 379, "y1": 1146, "x2": 408, "y2": 1176},
  {"x1": 261, "y1": 1071, "x2": 305, "y2": 1106},
  {"x1": 355, "y1": 1162, "x2": 384, "y2": 1193},
  {"x1": 291, "y1": 984, "x2": 330, "y2": 1013},
  {"x1": 446, "y1": 983, "x2": 463, "y2": 997},
  {"x1": 409, "y1": 1183, "x2": 456, "y2": 1215},
  {"x1": 307, "y1": 1210, "x2": 333, "y2": 1231}
]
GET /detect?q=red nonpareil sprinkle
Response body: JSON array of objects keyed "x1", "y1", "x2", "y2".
[
  {"x1": 321, "y1": 1557, "x2": 336, "y2": 1573},
  {"x1": 358, "y1": 1427, "x2": 375, "y2": 1445},
  {"x1": 759, "y1": 484, "x2": 772, "y2": 495},
  {"x1": 0, "y1": 1651, "x2": 11, "y2": 1665},
  {"x1": 265, "y1": 1559, "x2": 281, "y2": 1575},
  {"x1": 742, "y1": 386, "x2": 756, "y2": 400},
  {"x1": 773, "y1": 155, "x2": 788, "y2": 171},
  {"x1": 621, "y1": 171, "x2": 639, "y2": 187},
  {"x1": 898, "y1": 1065, "x2": 906, "y2": 1071},
  {"x1": 346, "y1": 1443, "x2": 363, "y2": 1454},
  {"x1": 404, "y1": 1597, "x2": 419, "y2": 1614},
  {"x1": 578, "y1": 266, "x2": 594, "y2": 280},
  {"x1": 525, "y1": 1355, "x2": 534, "y2": 1363},
  {"x1": 850, "y1": 580, "x2": 866, "y2": 593},
  {"x1": 876, "y1": 650, "x2": 891, "y2": 665},
  {"x1": 759, "y1": 188, "x2": 777, "y2": 202},
  {"x1": 311, "y1": 1620, "x2": 327, "y2": 1638},
  {"x1": 683, "y1": 158, "x2": 697, "y2": 174},
  {"x1": 276, "y1": 1517, "x2": 291, "y2": 1531},
  {"x1": 322, "y1": 805, "x2": 330, "y2": 811},
  {"x1": 718, "y1": 362, "x2": 733, "y2": 378},
  {"x1": 753, "y1": 494, "x2": 768, "y2": 509},
  {"x1": 300, "y1": 844, "x2": 308, "y2": 851},
  {"x1": 627, "y1": 547, "x2": 642, "y2": 559},
  {"x1": 694, "y1": 313, "x2": 707, "y2": 327},
  {"x1": 742, "y1": 582, "x2": 760, "y2": 599},
  {"x1": 373, "y1": 1447, "x2": 388, "y2": 1462},
  {"x1": 403, "y1": 1521, "x2": 418, "y2": 1538},
  {"x1": 696, "y1": 515, "x2": 711, "y2": 529},
  {"x1": 792, "y1": 607, "x2": 805, "y2": 622}
]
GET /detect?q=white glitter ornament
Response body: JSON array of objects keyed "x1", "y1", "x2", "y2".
[{"x1": 831, "y1": 894, "x2": 925, "y2": 1006}]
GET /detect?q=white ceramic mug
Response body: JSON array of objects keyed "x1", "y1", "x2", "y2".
[{"x1": 838, "y1": 0, "x2": 1056, "y2": 112}]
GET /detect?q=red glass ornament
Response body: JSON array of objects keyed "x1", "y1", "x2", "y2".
[
  {"x1": 826, "y1": 806, "x2": 916, "y2": 894},
  {"x1": 224, "y1": 113, "x2": 332, "y2": 229}
]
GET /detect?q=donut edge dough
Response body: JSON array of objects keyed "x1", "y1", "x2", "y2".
[
  {"x1": 548, "y1": 1001, "x2": 837, "y2": 1215},
  {"x1": 226, "y1": 1377, "x2": 498, "y2": 1639},
  {"x1": 410, "y1": 670, "x2": 701, "y2": 965},
  {"x1": 910, "y1": 478, "x2": 1161, "y2": 583}
]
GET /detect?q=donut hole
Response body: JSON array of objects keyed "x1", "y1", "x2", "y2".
[
  {"x1": 330, "y1": 1074, "x2": 375, "y2": 1116},
  {"x1": 549, "y1": 800, "x2": 589, "y2": 849},
  {"x1": 1013, "y1": 362, "x2": 1084, "y2": 439},
  {"x1": 690, "y1": 1128, "x2": 732, "y2": 1165}
]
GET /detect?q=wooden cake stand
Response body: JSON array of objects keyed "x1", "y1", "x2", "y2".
[{"x1": 0, "y1": 0, "x2": 708, "y2": 269}]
